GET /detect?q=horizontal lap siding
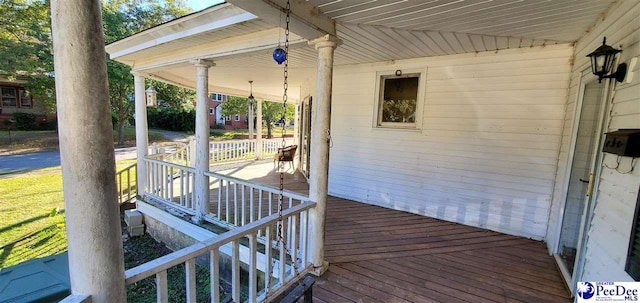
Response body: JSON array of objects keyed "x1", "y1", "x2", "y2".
[
  {"x1": 545, "y1": 0, "x2": 640, "y2": 281},
  {"x1": 328, "y1": 44, "x2": 573, "y2": 240}
]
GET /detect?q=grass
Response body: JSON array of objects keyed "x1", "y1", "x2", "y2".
[
  {"x1": 0, "y1": 127, "x2": 166, "y2": 155},
  {"x1": 0, "y1": 170, "x2": 66, "y2": 268},
  {"x1": 210, "y1": 127, "x2": 294, "y2": 141},
  {"x1": 0, "y1": 159, "x2": 137, "y2": 269}
]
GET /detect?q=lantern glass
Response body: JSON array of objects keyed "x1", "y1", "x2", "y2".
[{"x1": 586, "y1": 37, "x2": 622, "y2": 81}]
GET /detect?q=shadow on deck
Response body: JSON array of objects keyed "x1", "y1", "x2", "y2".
[{"x1": 211, "y1": 160, "x2": 571, "y2": 302}]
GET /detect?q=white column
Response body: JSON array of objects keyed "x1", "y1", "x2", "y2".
[
  {"x1": 308, "y1": 35, "x2": 339, "y2": 275},
  {"x1": 133, "y1": 72, "x2": 148, "y2": 194},
  {"x1": 248, "y1": 101, "x2": 254, "y2": 140},
  {"x1": 256, "y1": 98, "x2": 263, "y2": 159},
  {"x1": 192, "y1": 59, "x2": 214, "y2": 222},
  {"x1": 293, "y1": 103, "x2": 300, "y2": 148},
  {"x1": 50, "y1": 0, "x2": 126, "y2": 301}
]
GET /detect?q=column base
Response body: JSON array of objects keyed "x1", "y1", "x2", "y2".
[
  {"x1": 310, "y1": 261, "x2": 329, "y2": 276},
  {"x1": 191, "y1": 215, "x2": 203, "y2": 225}
]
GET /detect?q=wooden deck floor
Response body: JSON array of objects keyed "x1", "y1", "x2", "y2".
[{"x1": 213, "y1": 161, "x2": 572, "y2": 303}]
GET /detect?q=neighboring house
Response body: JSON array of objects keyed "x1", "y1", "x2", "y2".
[
  {"x1": 209, "y1": 92, "x2": 249, "y2": 129},
  {"x1": 0, "y1": 75, "x2": 53, "y2": 129},
  {"x1": 53, "y1": 0, "x2": 640, "y2": 301}
]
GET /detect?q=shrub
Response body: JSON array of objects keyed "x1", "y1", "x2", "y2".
[
  {"x1": 145, "y1": 107, "x2": 195, "y2": 132},
  {"x1": 13, "y1": 112, "x2": 37, "y2": 130}
]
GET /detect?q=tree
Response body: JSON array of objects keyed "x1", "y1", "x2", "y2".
[
  {"x1": 101, "y1": 0, "x2": 191, "y2": 145},
  {"x1": 221, "y1": 97, "x2": 294, "y2": 138},
  {"x1": 0, "y1": 0, "x2": 55, "y2": 111},
  {"x1": 148, "y1": 79, "x2": 195, "y2": 108}
]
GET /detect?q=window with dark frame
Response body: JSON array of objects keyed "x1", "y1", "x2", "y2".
[
  {"x1": 1, "y1": 87, "x2": 18, "y2": 107},
  {"x1": 376, "y1": 73, "x2": 420, "y2": 128},
  {"x1": 19, "y1": 88, "x2": 32, "y2": 108},
  {"x1": 625, "y1": 185, "x2": 640, "y2": 281},
  {"x1": 234, "y1": 115, "x2": 240, "y2": 121}
]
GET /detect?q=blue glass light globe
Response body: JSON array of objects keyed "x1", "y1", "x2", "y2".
[{"x1": 273, "y1": 48, "x2": 287, "y2": 65}]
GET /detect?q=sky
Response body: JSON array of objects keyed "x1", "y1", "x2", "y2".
[{"x1": 185, "y1": 0, "x2": 224, "y2": 11}]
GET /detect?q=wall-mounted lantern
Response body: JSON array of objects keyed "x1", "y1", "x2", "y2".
[
  {"x1": 586, "y1": 37, "x2": 627, "y2": 83},
  {"x1": 145, "y1": 86, "x2": 157, "y2": 107}
]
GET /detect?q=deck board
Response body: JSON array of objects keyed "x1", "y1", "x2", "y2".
[{"x1": 208, "y1": 161, "x2": 572, "y2": 302}]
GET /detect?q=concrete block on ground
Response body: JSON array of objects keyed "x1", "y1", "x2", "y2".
[
  {"x1": 124, "y1": 210, "x2": 143, "y2": 226},
  {"x1": 127, "y1": 224, "x2": 145, "y2": 237}
]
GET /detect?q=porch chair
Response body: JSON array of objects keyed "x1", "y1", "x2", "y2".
[{"x1": 274, "y1": 144, "x2": 298, "y2": 171}]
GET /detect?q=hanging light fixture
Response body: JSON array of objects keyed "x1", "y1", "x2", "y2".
[
  {"x1": 587, "y1": 37, "x2": 627, "y2": 83},
  {"x1": 248, "y1": 80, "x2": 255, "y2": 108}
]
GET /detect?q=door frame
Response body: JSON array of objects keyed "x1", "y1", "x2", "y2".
[{"x1": 552, "y1": 69, "x2": 613, "y2": 293}]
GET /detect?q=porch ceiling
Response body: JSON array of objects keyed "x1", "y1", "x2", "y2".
[{"x1": 106, "y1": 0, "x2": 618, "y2": 98}]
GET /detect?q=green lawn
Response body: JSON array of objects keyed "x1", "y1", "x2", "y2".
[
  {"x1": 0, "y1": 171, "x2": 66, "y2": 268},
  {"x1": 210, "y1": 127, "x2": 294, "y2": 141},
  {"x1": 0, "y1": 128, "x2": 166, "y2": 155},
  {"x1": 0, "y1": 160, "x2": 136, "y2": 269}
]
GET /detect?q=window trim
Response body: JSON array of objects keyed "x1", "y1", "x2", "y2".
[
  {"x1": 209, "y1": 108, "x2": 215, "y2": 115},
  {"x1": 234, "y1": 115, "x2": 240, "y2": 121},
  {"x1": 1, "y1": 86, "x2": 19, "y2": 108},
  {"x1": 19, "y1": 88, "x2": 32, "y2": 108},
  {"x1": 372, "y1": 68, "x2": 426, "y2": 130}
]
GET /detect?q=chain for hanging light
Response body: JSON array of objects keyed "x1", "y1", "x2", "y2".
[{"x1": 265, "y1": 0, "x2": 295, "y2": 300}]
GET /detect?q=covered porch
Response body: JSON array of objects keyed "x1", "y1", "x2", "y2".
[
  {"x1": 47, "y1": 0, "x2": 635, "y2": 301},
  {"x1": 209, "y1": 161, "x2": 571, "y2": 302}
]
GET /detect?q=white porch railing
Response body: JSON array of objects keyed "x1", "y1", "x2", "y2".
[
  {"x1": 164, "y1": 142, "x2": 190, "y2": 166},
  {"x1": 124, "y1": 201, "x2": 315, "y2": 303},
  {"x1": 205, "y1": 171, "x2": 309, "y2": 228},
  {"x1": 116, "y1": 163, "x2": 137, "y2": 204},
  {"x1": 210, "y1": 139, "x2": 257, "y2": 162},
  {"x1": 144, "y1": 158, "x2": 196, "y2": 214},
  {"x1": 209, "y1": 138, "x2": 294, "y2": 163}
]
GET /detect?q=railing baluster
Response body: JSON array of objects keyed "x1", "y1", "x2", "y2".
[
  {"x1": 217, "y1": 179, "x2": 222, "y2": 220},
  {"x1": 288, "y1": 197, "x2": 293, "y2": 246},
  {"x1": 126, "y1": 167, "x2": 131, "y2": 202},
  {"x1": 185, "y1": 259, "x2": 196, "y2": 303},
  {"x1": 233, "y1": 183, "x2": 238, "y2": 226},
  {"x1": 258, "y1": 190, "x2": 263, "y2": 221},
  {"x1": 241, "y1": 184, "x2": 246, "y2": 226},
  {"x1": 118, "y1": 171, "x2": 122, "y2": 203},
  {"x1": 265, "y1": 225, "x2": 272, "y2": 293},
  {"x1": 179, "y1": 170, "x2": 184, "y2": 207},
  {"x1": 156, "y1": 270, "x2": 168, "y2": 303},
  {"x1": 249, "y1": 187, "x2": 254, "y2": 223},
  {"x1": 225, "y1": 180, "x2": 230, "y2": 223},
  {"x1": 186, "y1": 171, "x2": 191, "y2": 208},
  {"x1": 248, "y1": 233, "x2": 258, "y2": 302},
  {"x1": 232, "y1": 240, "x2": 240, "y2": 303},
  {"x1": 169, "y1": 167, "x2": 174, "y2": 203},
  {"x1": 291, "y1": 214, "x2": 298, "y2": 273},
  {"x1": 210, "y1": 249, "x2": 220, "y2": 303},
  {"x1": 301, "y1": 209, "x2": 308, "y2": 267},
  {"x1": 279, "y1": 221, "x2": 287, "y2": 285}
]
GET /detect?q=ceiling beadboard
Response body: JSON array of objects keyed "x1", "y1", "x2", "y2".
[{"x1": 308, "y1": 0, "x2": 616, "y2": 42}]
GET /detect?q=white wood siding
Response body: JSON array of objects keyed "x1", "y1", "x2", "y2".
[
  {"x1": 326, "y1": 44, "x2": 573, "y2": 240},
  {"x1": 550, "y1": 0, "x2": 640, "y2": 282}
]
